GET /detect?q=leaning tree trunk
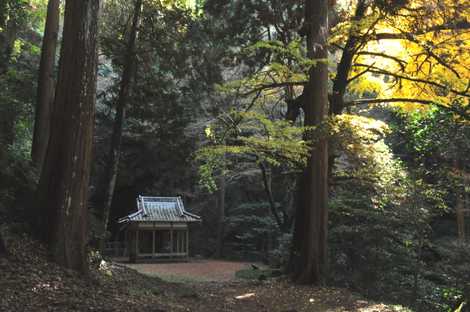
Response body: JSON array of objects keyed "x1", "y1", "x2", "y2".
[
  {"x1": 259, "y1": 162, "x2": 283, "y2": 229},
  {"x1": 100, "y1": 0, "x2": 143, "y2": 251},
  {"x1": 36, "y1": 0, "x2": 100, "y2": 273},
  {"x1": 32, "y1": 0, "x2": 61, "y2": 172},
  {"x1": 290, "y1": 0, "x2": 329, "y2": 284},
  {"x1": 330, "y1": 0, "x2": 366, "y2": 115}
]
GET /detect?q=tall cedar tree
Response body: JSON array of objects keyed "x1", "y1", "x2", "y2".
[
  {"x1": 36, "y1": 0, "x2": 100, "y2": 272},
  {"x1": 100, "y1": 0, "x2": 143, "y2": 249},
  {"x1": 32, "y1": 0, "x2": 60, "y2": 171},
  {"x1": 290, "y1": 0, "x2": 329, "y2": 284}
]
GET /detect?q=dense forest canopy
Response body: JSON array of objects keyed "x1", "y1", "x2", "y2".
[{"x1": 0, "y1": 0, "x2": 469, "y2": 311}]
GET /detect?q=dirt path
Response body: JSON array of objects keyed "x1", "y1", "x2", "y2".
[
  {"x1": 160, "y1": 279, "x2": 397, "y2": 312},
  {"x1": 117, "y1": 260, "x2": 399, "y2": 312},
  {"x1": 121, "y1": 259, "x2": 255, "y2": 282}
]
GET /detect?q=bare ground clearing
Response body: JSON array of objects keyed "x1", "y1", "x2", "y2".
[{"x1": 119, "y1": 259, "x2": 257, "y2": 282}]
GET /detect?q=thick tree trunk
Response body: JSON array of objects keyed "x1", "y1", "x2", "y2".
[
  {"x1": 215, "y1": 174, "x2": 225, "y2": 258},
  {"x1": 290, "y1": 0, "x2": 329, "y2": 284},
  {"x1": 100, "y1": 0, "x2": 142, "y2": 251},
  {"x1": 36, "y1": 0, "x2": 100, "y2": 273},
  {"x1": 32, "y1": 0, "x2": 61, "y2": 172}
]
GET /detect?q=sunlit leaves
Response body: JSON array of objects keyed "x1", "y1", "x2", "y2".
[
  {"x1": 196, "y1": 111, "x2": 310, "y2": 191},
  {"x1": 350, "y1": 0, "x2": 470, "y2": 114}
]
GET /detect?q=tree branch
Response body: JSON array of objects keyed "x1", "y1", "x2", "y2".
[
  {"x1": 352, "y1": 63, "x2": 470, "y2": 98},
  {"x1": 242, "y1": 81, "x2": 308, "y2": 96},
  {"x1": 347, "y1": 62, "x2": 376, "y2": 83},
  {"x1": 259, "y1": 162, "x2": 283, "y2": 228},
  {"x1": 373, "y1": 20, "x2": 470, "y2": 41},
  {"x1": 356, "y1": 51, "x2": 407, "y2": 70},
  {"x1": 344, "y1": 97, "x2": 434, "y2": 106},
  {"x1": 344, "y1": 97, "x2": 470, "y2": 119}
]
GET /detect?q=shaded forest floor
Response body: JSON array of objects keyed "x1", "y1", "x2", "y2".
[{"x1": 0, "y1": 231, "x2": 406, "y2": 312}]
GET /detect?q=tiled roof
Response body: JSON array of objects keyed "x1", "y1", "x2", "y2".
[{"x1": 118, "y1": 196, "x2": 201, "y2": 223}]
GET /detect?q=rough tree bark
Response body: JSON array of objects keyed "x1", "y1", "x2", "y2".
[
  {"x1": 290, "y1": 0, "x2": 329, "y2": 284},
  {"x1": 32, "y1": 0, "x2": 61, "y2": 172},
  {"x1": 99, "y1": 0, "x2": 143, "y2": 250},
  {"x1": 36, "y1": 0, "x2": 100, "y2": 272}
]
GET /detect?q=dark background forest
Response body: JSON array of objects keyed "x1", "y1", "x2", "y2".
[{"x1": 0, "y1": 0, "x2": 469, "y2": 311}]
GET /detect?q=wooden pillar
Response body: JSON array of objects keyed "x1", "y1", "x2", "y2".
[
  {"x1": 129, "y1": 229, "x2": 137, "y2": 263},
  {"x1": 175, "y1": 231, "x2": 178, "y2": 253},
  {"x1": 181, "y1": 231, "x2": 184, "y2": 253},
  {"x1": 152, "y1": 230, "x2": 155, "y2": 258},
  {"x1": 186, "y1": 228, "x2": 189, "y2": 256},
  {"x1": 178, "y1": 231, "x2": 182, "y2": 253},
  {"x1": 170, "y1": 224, "x2": 174, "y2": 255},
  {"x1": 135, "y1": 229, "x2": 139, "y2": 258},
  {"x1": 124, "y1": 229, "x2": 128, "y2": 256}
]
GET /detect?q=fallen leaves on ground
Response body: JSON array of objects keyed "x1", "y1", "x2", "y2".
[{"x1": 0, "y1": 232, "x2": 405, "y2": 312}]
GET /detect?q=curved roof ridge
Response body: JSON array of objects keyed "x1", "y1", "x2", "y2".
[
  {"x1": 176, "y1": 197, "x2": 185, "y2": 216},
  {"x1": 141, "y1": 196, "x2": 178, "y2": 201},
  {"x1": 183, "y1": 211, "x2": 201, "y2": 219},
  {"x1": 119, "y1": 195, "x2": 201, "y2": 223}
]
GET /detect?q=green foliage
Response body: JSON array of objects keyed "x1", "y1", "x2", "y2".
[
  {"x1": 0, "y1": 142, "x2": 37, "y2": 223},
  {"x1": 328, "y1": 108, "x2": 456, "y2": 311},
  {"x1": 229, "y1": 202, "x2": 277, "y2": 235},
  {"x1": 0, "y1": 0, "x2": 43, "y2": 224},
  {"x1": 95, "y1": 0, "x2": 217, "y2": 237},
  {"x1": 224, "y1": 202, "x2": 280, "y2": 261},
  {"x1": 393, "y1": 107, "x2": 470, "y2": 166},
  {"x1": 428, "y1": 287, "x2": 464, "y2": 311},
  {"x1": 270, "y1": 232, "x2": 292, "y2": 267},
  {"x1": 196, "y1": 111, "x2": 310, "y2": 192},
  {"x1": 1, "y1": 2, "x2": 469, "y2": 312},
  {"x1": 235, "y1": 267, "x2": 280, "y2": 280},
  {"x1": 241, "y1": 38, "x2": 312, "y2": 80}
]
